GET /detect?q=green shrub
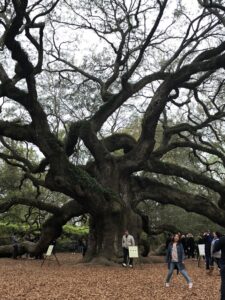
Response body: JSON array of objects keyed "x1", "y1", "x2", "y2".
[
  {"x1": 0, "y1": 222, "x2": 29, "y2": 236},
  {"x1": 62, "y1": 225, "x2": 89, "y2": 236}
]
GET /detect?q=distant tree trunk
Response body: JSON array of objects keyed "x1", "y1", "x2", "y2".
[
  {"x1": 0, "y1": 241, "x2": 36, "y2": 258},
  {"x1": 34, "y1": 215, "x2": 64, "y2": 255},
  {"x1": 0, "y1": 215, "x2": 66, "y2": 258}
]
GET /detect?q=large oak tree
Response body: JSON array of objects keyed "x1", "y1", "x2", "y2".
[{"x1": 1, "y1": 0, "x2": 225, "y2": 262}]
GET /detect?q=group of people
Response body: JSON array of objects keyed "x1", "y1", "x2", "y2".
[
  {"x1": 166, "y1": 232, "x2": 212, "y2": 260},
  {"x1": 178, "y1": 231, "x2": 222, "y2": 272},
  {"x1": 123, "y1": 229, "x2": 225, "y2": 299},
  {"x1": 122, "y1": 230, "x2": 193, "y2": 288},
  {"x1": 11, "y1": 229, "x2": 225, "y2": 298},
  {"x1": 199, "y1": 231, "x2": 222, "y2": 273},
  {"x1": 166, "y1": 231, "x2": 223, "y2": 272},
  {"x1": 166, "y1": 231, "x2": 225, "y2": 299}
]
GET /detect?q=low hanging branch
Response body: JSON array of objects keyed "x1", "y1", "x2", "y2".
[{"x1": 0, "y1": 197, "x2": 61, "y2": 215}]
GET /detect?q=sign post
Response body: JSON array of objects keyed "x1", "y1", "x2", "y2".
[
  {"x1": 41, "y1": 244, "x2": 60, "y2": 267},
  {"x1": 128, "y1": 246, "x2": 139, "y2": 258},
  {"x1": 197, "y1": 244, "x2": 205, "y2": 267},
  {"x1": 128, "y1": 246, "x2": 141, "y2": 268}
]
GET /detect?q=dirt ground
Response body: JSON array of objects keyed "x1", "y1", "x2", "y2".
[{"x1": 0, "y1": 253, "x2": 220, "y2": 300}]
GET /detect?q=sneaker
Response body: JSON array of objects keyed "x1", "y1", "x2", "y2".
[
  {"x1": 129, "y1": 265, "x2": 133, "y2": 268},
  {"x1": 122, "y1": 263, "x2": 127, "y2": 267},
  {"x1": 165, "y1": 283, "x2": 170, "y2": 287},
  {"x1": 188, "y1": 282, "x2": 193, "y2": 289}
]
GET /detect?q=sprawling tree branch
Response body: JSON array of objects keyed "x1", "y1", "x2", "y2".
[
  {"x1": 131, "y1": 176, "x2": 225, "y2": 227},
  {"x1": 153, "y1": 141, "x2": 225, "y2": 165},
  {"x1": 0, "y1": 121, "x2": 34, "y2": 142},
  {"x1": 142, "y1": 158, "x2": 225, "y2": 198},
  {"x1": 0, "y1": 197, "x2": 61, "y2": 215},
  {"x1": 102, "y1": 133, "x2": 137, "y2": 153}
]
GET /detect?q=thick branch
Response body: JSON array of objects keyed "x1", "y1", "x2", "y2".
[
  {"x1": 0, "y1": 197, "x2": 61, "y2": 215},
  {"x1": 102, "y1": 133, "x2": 137, "y2": 153},
  {"x1": 153, "y1": 141, "x2": 225, "y2": 166},
  {"x1": 0, "y1": 120, "x2": 34, "y2": 142},
  {"x1": 143, "y1": 158, "x2": 225, "y2": 197},
  {"x1": 131, "y1": 176, "x2": 225, "y2": 227},
  {"x1": 92, "y1": 72, "x2": 169, "y2": 132}
]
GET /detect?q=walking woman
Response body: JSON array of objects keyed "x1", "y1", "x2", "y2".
[{"x1": 165, "y1": 233, "x2": 193, "y2": 289}]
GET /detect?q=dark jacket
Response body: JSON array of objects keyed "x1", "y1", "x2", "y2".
[
  {"x1": 187, "y1": 237, "x2": 195, "y2": 250},
  {"x1": 166, "y1": 242, "x2": 185, "y2": 270},
  {"x1": 204, "y1": 234, "x2": 212, "y2": 256},
  {"x1": 181, "y1": 237, "x2": 187, "y2": 252},
  {"x1": 213, "y1": 236, "x2": 225, "y2": 265}
]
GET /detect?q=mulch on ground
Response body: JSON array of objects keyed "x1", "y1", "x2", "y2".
[{"x1": 0, "y1": 253, "x2": 220, "y2": 300}]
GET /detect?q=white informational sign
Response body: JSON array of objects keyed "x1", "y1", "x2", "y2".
[
  {"x1": 198, "y1": 244, "x2": 205, "y2": 256},
  {"x1": 46, "y1": 245, "x2": 54, "y2": 256},
  {"x1": 128, "y1": 246, "x2": 139, "y2": 258}
]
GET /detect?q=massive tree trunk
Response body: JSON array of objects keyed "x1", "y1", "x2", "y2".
[{"x1": 86, "y1": 208, "x2": 142, "y2": 263}]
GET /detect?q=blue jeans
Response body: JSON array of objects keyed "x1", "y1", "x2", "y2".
[
  {"x1": 205, "y1": 255, "x2": 211, "y2": 270},
  {"x1": 166, "y1": 262, "x2": 192, "y2": 283},
  {"x1": 210, "y1": 257, "x2": 220, "y2": 269}
]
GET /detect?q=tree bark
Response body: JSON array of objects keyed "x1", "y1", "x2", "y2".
[{"x1": 85, "y1": 208, "x2": 142, "y2": 263}]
